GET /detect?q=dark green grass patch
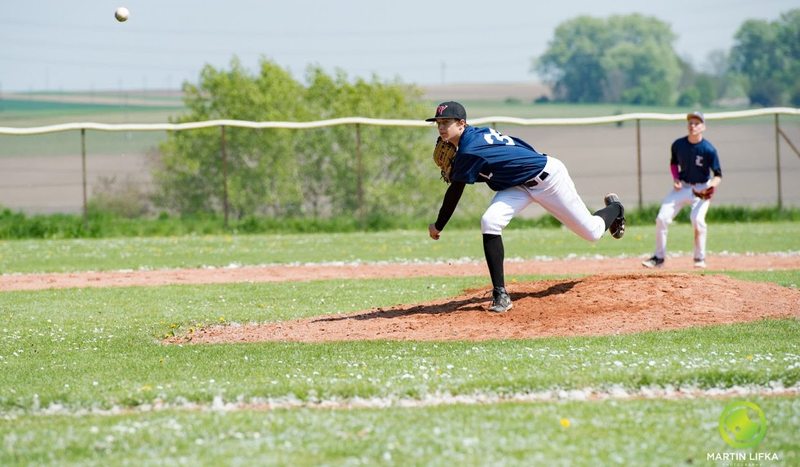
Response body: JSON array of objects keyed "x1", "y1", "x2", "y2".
[{"x1": 1, "y1": 205, "x2": 798, "y2": 239}]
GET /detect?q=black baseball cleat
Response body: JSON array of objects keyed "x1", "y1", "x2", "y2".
[
  {"x1": 642, "y1": 256, "x2": 665, "y2": 268},
  {"x1": 489, "y1": 287, "x2": 513, "y2": 313},
  {"x1": 604, "y1": 193, "x2": 625, "y2": 239}
]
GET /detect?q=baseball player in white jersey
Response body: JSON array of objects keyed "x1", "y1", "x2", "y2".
[
  {"x1": 642, "y1": 111, "x2": 722, "y2": 269},
  {"x1": 427, "y1": 101, "x2": 626, "y2": 312}
]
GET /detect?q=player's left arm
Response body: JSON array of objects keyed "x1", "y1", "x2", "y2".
[
  {"x1": 707, "y1": 145, "x2": 723, "y2": 188},
  {"x1": 429, "y1": 181, "x2": 466, "y2": 240}
]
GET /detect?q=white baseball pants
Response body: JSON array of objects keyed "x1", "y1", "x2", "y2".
[
  {"x1": 653, "y1": 182, "x2": 711, "y2": 260},
  {"x1": 480, "y1": 156, "x2": 606, "y2": 241}
]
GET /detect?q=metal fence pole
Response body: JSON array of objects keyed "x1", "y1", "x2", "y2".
[
  {"x1": 220, "y1": 125, "x2": 229, "y2": 226},
  {"x1": 774, "y1": 114, "x2": 782, "y2": 209},
  {"x1": 355, "y1": 123, "x2": 364, "y2": 227},
  {"x1": 636, "y1": 119, "x2": 643, "y2": 209},
  {"x1": 80, "y1": 128, "x2": 88, "y2": 228}
]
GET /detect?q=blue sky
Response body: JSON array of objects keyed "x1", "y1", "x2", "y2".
[{"x1": 1, "y1": 0, "x2": 797, "y2": 92}]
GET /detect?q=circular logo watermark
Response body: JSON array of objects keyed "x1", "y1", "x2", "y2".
[{"x1": 718, "y1": 401, "x2": 767, "y2": 448}]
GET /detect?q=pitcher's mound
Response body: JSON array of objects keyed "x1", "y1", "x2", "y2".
[{"x1": 168, "y1": 273, "x2": 799, "y2": 344}]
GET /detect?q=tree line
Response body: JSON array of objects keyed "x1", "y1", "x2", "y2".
[{"x1": 534, "y1": 9, "x2": 800, "y2": 107}]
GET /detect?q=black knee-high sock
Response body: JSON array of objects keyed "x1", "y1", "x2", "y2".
[
  {"x1": 593, "y1": 204, "x2": 622, "y2": 231},
  {"x1": 483, "y1": 234, "x2": 505, "y2": 289}
]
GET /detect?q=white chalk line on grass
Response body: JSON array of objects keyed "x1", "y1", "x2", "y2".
[
  {"x1": 5, "y1": 383, "x2": 798, "y2": 419},
  {"x1": 1, "y1": 251, "x2": 798, "y2": 278},
  {"x1": 209, "y1": 250, "x2": 800, "y2": 269}
]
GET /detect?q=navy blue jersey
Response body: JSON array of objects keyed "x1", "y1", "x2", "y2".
[
  {"x1": 449, "y1": 126, "x2": 547, "y2": 191},
  {"x1": 670, "y1": 137, "x2": 722, "y2": 184}
]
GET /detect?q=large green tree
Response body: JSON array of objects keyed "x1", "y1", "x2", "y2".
[
  {"x1": 152, "y1": 58, "x2": 433, "y2": 221},
  {"x1": 730, "y1": 9, "x2": 800, "y2": 106},
  {"x1": 534, "y1": 14, "x2": 681, "y2": 105}
]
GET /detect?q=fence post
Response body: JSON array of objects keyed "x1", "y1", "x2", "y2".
[
  {"x1": 636, "y1": 119, "x2": 643, "y2": 209},
  {"x1": 80, "y1": 128, "x2": 88, "y2": 229},
  {"x1": 774, "y1": 114, "x2": 782, "y2": 209},
  {"x1": 220, "y1": 125, "x2": 229, "y2": 226},
  {"x1": 355, "y1": 123, "x2": 365, "y2": 227}
]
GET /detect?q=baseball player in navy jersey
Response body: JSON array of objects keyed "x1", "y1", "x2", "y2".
[
  {"x1": 426, "y1": 101, "x2": 626, "y2": 313},
  {"x1": 642, "y1": 111, "x2": 722, "y2": 269}
]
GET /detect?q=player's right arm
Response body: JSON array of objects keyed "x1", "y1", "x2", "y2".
[{"x1": 429, "y1": 181, "x2": 466, "y2": 239}]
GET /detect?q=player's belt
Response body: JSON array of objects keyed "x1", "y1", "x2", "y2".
[{"x1": 523, "y1": 171, "x2": 549, "y2": 188}]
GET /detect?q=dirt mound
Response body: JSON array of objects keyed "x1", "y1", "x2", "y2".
[{"x1": 169, "y1": 273, "x2": 799, "y2": 344}]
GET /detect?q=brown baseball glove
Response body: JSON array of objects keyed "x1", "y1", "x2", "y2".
[
  {"x1": 692, "y1": 186, "x2": 715, "y2": 200},
  {"x1": 432, "y1": 137, "x2": 457, "y2": 183}
]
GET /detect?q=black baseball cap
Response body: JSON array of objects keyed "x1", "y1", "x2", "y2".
[{"x1": 426, "y1": 101, "x2": 467, "y2": 122}]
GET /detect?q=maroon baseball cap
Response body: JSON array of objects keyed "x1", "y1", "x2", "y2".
[{"x1": 426, "y1": 101, "x2": 467, "y2": 122}]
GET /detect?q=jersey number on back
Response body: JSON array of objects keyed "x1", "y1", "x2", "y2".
[{"x1": 484, "y1": 128, "x2": 515, "y2": 146}]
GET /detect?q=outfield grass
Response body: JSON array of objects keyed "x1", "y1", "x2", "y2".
[{"x1": 1, "y1": 222, "x2": 798, "y2": 273}]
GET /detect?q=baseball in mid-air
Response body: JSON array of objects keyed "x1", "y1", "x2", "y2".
[{"x1": 115, "y1": 7, "x2": 129, "y2": 22}]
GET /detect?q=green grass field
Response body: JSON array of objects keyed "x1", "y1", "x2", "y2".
[
  {"x1": 1, "y1": 96, "x2": 798, "y2": 464},
  {"x1": 1, "y1": 224, "x2": 798, "y2": 465}
]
